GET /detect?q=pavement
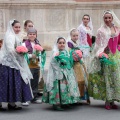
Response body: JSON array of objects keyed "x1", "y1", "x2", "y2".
[{"x1": 0, "y1": 98, "x2": 120, "y2": 120}]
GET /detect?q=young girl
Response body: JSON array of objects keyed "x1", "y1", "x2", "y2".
[
  {"x1": 67, "y1": 29, "x2": 90, "y2": 104},
  {"x1": 0, "y1": 20, "x2": 33, "y2": 110},
  {"x1": 23, "y1": 28, "x2": 44, "y2": 104},
  {"x1": 77, "y1": 14, "x2": 93, "y2": 70},
  {"x1": 21, "y1": 20, "x2": 34, "y2": 41},
  {"x1": 42, "y1": 37, "x2": 80, "y2": 110}
]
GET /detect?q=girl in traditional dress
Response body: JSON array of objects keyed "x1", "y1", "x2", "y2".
[
  {"x1": 67, "y1": 28, "x2": 90, "y2": 104},
  {"x1": 23, "y1": 28, "x2": 45, "y2": 104},
  {"x1": 21, "y1": 20, "x2": 34, "y2": 41},
  {"x1": 77, "y1": 14, "x2": 93, "y2": 70},
  {"x1": 0, "y1": 20, "x2": 33, "y2": 110},
  {"x1": 42, "y1": 37, "x2": 80, "y2": 110},
  {"x1": 88, "y1": 10, "x2": 120, "y2": 110},
  {"x1": 21, "y1": 20, "x2": 38, "y2": 106}
]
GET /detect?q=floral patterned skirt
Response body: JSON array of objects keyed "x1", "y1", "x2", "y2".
[
  {"x1": 88, "y1": 51, "x2": 120, "y2": 102},
  {"x1": 42, "y1": 78, "x2": 80, "y2": 105}
]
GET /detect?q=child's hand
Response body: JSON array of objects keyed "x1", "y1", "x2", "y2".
[{"x1": 32, "y1": 54, "x2": 37, "y2": 59}]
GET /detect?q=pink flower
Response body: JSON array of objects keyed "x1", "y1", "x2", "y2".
[
  {"x1": 73, "y1": 50, "x2": 82, "y2": 61},
  {"x1": 99, "y1": 53, "x2": 108, "y2": 58},
  {"x1": 55, "y1": 52, "x2": 59, "y2": 56},
  {"x1": 34, "y1": 45, "x2": 43, "y2": 51},
  {"x1": 75, "y1": 50, "x2": 82, "y2": 58},
  {"x1": 16, "y1": 46, "x2": 28, "y2": 53},
  {"x1": 73, "y1": 53, "x2": 78, "y2": 61}
]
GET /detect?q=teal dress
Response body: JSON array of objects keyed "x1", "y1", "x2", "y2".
[{"x1": 42, "y1": 50, "x2": 80, "y2": 105}]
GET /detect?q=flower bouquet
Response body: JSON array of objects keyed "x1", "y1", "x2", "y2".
[
  {"x1": 32, "y1": 44, "x2": 43, "y2": 63},
  {"x1": 16, "y1": 46, "x2": 28, "y2": 53},
  {"x1": 34, "y1": 44, "x2": 43, "y2": 52},
  {"x1": 16, "y1": 46, "x2": 29, "y2": 63},
  {"x1": 72, "y1": 50, "x2": 82, "y2": 62},
  {"x1": 99, "y1": 52, "x2": 115, "y2": 65}
]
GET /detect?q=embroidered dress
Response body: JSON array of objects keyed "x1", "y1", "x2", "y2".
[
  {"x1": 68, "y1": 40, "x2": 89, "y2": 101},
  {"x1": 88, "y1": 25, "x2": 120, "y2": 102},
  {"x1": 77, "y1": 18, "x2": 93, "y2": 70},
  {"x1": 0, "y1": 20, "x2": 33, "y2": 102},
  {"x1": 42, "y1": 50, "x2": 80, "y2": 104}
]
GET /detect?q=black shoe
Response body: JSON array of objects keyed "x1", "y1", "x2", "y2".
[
  {"x1": 37, "y1": 92, "x2": 43, "y2": 96},
  {"x1": 87, "y1": 99, "x2": 91, "y2": 105},
  {"x1": 53, "y1": 105, "x2": 64, "y2": 111},
  {"x1": 31, "y1": 98, "x2": 37, "y2": 103},
  {"x1": 8, "y1": 104, "x2": 22, "y2": 110},
  {"x1": 0, "y1": 106, "x2": 7, "y2": 111},
  {"x1": 61, "y1": 104, "x2": 72, "y2": 108}
]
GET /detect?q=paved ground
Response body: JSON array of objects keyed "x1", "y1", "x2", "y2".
[
  {"x1": 0, "y1": 98, "x2": 120, "y2": 120},
  {"x1": 0, "y1": 71, "x2": 120, "y2": 120}
]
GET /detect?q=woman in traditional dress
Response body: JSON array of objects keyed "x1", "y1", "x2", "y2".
[
  {"x1": 42, "y1": 37, "x2": 80, "y2": 110},
  {"x1": 0, "y1": 20, "x2": 33, "y2": 110},
  {"x1": 88, "y1": 10, "x2": 120, "y2": 110},
  {"x1": 77, "y1": 14, "x2": 93, "y2": 70},
  {"x1": 67, "y1": 28, "x2": 90, "y2": 104}
]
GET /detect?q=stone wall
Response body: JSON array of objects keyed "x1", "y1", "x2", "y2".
[
  {"x1": 0, "y1": 0, "x2": 120, "y2": 40},
  {"x1": 0, "y1": 0, "x2": 120, "y2": 69}
]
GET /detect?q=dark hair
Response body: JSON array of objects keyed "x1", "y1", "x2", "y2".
[
  {"x1": 11, "y1": 20, "x2": 20, "y2": 26},
  {"x1": 82, "y1": 14, "x2": 90, "y2": 20},
  {"x1": 0, "y1": 39, "x2": 3, "y2": 42},
  {"x1": 24, "y1": 20, "x2": 33, "y2": 27},
  {"x1": 57, "y1": 37, "x2": 66, "y2": 43},
  {"x1": 0, "y1": 40, "x2": 3, "y2": 43}
]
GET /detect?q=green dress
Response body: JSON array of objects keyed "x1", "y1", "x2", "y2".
[
  {"x1": 88, "y1": 50, "x2": 120, "y2": 102},
  {"x1": 42, "y1": 50, "x2": 80, "y2": 105}
]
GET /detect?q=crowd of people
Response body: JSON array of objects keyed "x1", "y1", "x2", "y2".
[{"x1": 0, "y1": 10, "x2": 120, "y2": 111}]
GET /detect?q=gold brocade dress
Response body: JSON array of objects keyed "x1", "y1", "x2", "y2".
[{"x1": 68, "y1": 41, "x2": 90, "y2": 102}]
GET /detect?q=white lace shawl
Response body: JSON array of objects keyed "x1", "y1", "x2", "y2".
[
  {"x1": 0, "y1": 20, "x2": 33, "y2": 84},
  {"x1": 88, "y1": 25, "x2": 120, "y2": 74},
  {"x1": 88, "y1": 10, "x2": 120, "y2": 74},
  {"x1": 77, "y1": 19, "x2": 93, "y2": 57},
  {"x1": 45, "y1": 38, "x2": 80, "y2": 97}
]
